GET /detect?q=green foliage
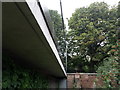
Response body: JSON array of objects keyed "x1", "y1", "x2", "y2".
[
  {"x1": 2, "y1": 54, "x2": 48, "y2": 88},
  {"x1": 95, "y1": 2, "x2": 120, "y2": 88},
  {"x1": 96, "y1": 41, "x2": 120, "y2": 88},
  {"x1": 67, "y1": 2, "x2": 118, "y2": 73},
  {"x1": 118, "y1": 1, "x2": 120, "y2": 29},
  {"x1": 49, "y1": 10, "x2": 66, "y2": 66}
]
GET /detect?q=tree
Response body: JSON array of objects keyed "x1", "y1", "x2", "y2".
[
  {"x1": 117, "y1": 1, "x2": 120, "y2": 38},
  {"x1": 67, "y1": 2, "x2": 118, "y2": 73},
  {"x1": 49, "y1": 10, "x2": 66, "y2": 65}
]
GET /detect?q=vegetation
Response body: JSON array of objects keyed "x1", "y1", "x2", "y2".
[
  {"x1": 67, "y1": 2, "x2": 118, "y2": 72},
  {"x1": 95, "y1": 2, "x2": 120, "y2": 88},
  {"x1": 2, "y1": 54, "x2": 48, "y2": 88},
  {"x1": 50, "y1": 1, "x2": 120, "y2": 88},
  {"x1": 49, "y1": 10, "x2": 66, "y2": 66},
  {"x1": 67, "y1": 2, "x2": 120, "y2": 88},
  {"x1": 2, "y1": 1, "x2": 120, "y2": 88},
  {"x1": 96, "y1": 41, "x2": 119, "y2": 88}
]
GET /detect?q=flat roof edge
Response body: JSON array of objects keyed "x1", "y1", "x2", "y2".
[{"x1": 25, "y1": 0, "x2": 67, "y2": 77}]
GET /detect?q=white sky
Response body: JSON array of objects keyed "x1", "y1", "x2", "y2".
[{"x1": 44, "y1": 0, "x2": 119, "y2": 29}]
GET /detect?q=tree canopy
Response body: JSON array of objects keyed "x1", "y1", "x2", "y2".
[
  {"x1": 49, "y1": 2, "x2": 119, "y2": 88},
  {"x1": 49, "y1": 10, "x2": 66, "y2": 66},
  {"x1": 67, "y1": 2, "x2": 118, "y2": 73}
]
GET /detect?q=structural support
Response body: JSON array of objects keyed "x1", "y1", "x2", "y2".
[
  {"x1": 59, "y1": 78, "x2": 67, "y2": 88},
  {"x1": 0, "y1": 1, "x2": 2, "y2": 89},
  {"x1": 59, "y1": 0, "x2": 67, "y2": 72}
]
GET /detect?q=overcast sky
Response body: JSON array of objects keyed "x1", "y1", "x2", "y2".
[{"x1": 45, "y1": 0, "x2": 119, "y2": 29}]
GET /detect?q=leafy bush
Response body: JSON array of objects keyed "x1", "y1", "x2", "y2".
[
  {"x1": 2, "y1": 54, "x2": 48, "y2": 88},
  {"x1": 96, "y1": 41, "x2": 120, "y2": 88}
]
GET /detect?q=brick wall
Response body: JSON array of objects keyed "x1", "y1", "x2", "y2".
[{"x1": 67, "y1": 73, "x2": 103, "y2": 88}]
